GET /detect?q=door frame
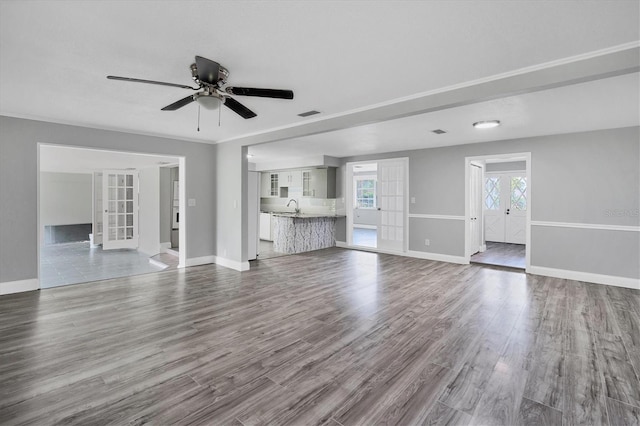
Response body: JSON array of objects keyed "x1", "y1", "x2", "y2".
[
  {"x1": 37, "y1": 143, "x2": 187, "y2": 290},
  {"x1": 345, "y1": 157, "x2": 409, "y2": 255},
  {"x1": 464, "y1": 152, "x2": 531, "y2": 271}
]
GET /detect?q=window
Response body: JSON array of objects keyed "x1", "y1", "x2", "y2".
[
  {"x1": 485, "y1": 177, "x2": 500, "y2": 210},
  {"x1": 355, "y1": 177, "x2": 376, "y2": 208}
]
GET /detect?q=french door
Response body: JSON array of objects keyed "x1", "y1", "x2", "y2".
[
  {"x1": 469, "y1": 164, "x2": 482, "y2": 254},
  {"x1": 377, "y1": 159, "x2": 406, "y2": 252},
  {"x1": 102, "y1": 170, "x2": 139, "y2": 250},
  {"x1": 484, "y1": 173, "x2": 527, "y2": 244}
]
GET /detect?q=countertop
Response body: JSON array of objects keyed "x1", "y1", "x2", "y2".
[{"x1": 264, "y1": 212, "x2": 346, "y2": 219}]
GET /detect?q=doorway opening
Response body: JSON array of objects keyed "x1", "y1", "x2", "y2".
[
  {"x1": 38, "y1": 144, "x2": 186, "y2": 289},
  {"x1": 346, "y1": 158, "x2": 408, "y2": 254},
  {"x1": 465, "y1": 153, "x2": 531, "y2": 270}
]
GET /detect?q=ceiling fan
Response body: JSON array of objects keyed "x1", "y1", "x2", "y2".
[{"x1": 107, "y1": 56, "x2": 294, "y2": 119}]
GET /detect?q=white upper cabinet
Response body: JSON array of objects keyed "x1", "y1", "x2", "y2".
[
  {"x1": 278, "y1": 170, "x2": 302, "y2": 188},
  {"x1": 261, "y1": 172, "x2": 279, "y2": 197}
]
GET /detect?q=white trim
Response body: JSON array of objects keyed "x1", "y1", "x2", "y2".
[
  {"x1": 220, "y1": 42, "x2": 640, "y2": 144},
  {"x1": 216, "y1": 257, "x2": 250, "y2": 272},
  {"x1": 528, "y1": 266, "x2": 639, "y2": 290},
  {"x1": 148, "y1": 258, "x2": 169, "y2": 269},
  {"x1": 406, "y1": 250, "x2": 469, "y2": 265},
  {"x1": 335, "y1": 241, "x2": 468, "y2": 265},
  {"x1": 408, "y1": 214, "x2": 466, "y2": 221},
  {"x1": 531, "y1": 221, "x2": 640, "y2": 232},
  {"x1": 159, "y1": 242, "x2": 172, "y2": 252},
  {"x1": 184, "y1": 255, "x2": 216, "y2": 267},
  {"x1": 464, "y1": 152, "x2": 532, "y2": 271},
  {"x1": 353, "y1": 224, "x2": 377, "y2": 230},
  {"x1": 1, "y1": 278, "x2": 39, "y2": 295},
  {"x1": 184, "y1": 255, "x2": 249, "y2": 272}
]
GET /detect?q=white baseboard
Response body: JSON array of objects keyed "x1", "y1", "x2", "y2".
[
  {"x1": 159, "y1": 242, "x2": 172, "y2": 252},
  {"x1": 1, "y1": 278, "x2": 39, "y2": 295},
  {"x1": 335, "y1": 242, "x2": 468, "y2": 265},
  {"x1": 185, "y1": 255, "x2": 216, "y2": 267},
  {"x1": 528, "y1": 265, "x2": 640, "y2": 290},
  {"x1": 406, "y1": 250, "x2": 469, "y2": 265},
  {"x1": 184, "y1": 255, "x2": 250, "y2": 272},
  {"x1": 215, "y1": 256, "x2": 250, "y2": 272}
]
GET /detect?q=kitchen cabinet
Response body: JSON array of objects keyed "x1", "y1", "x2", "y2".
[
  {"x1": 259, "y1": 212, "x2": 272, "y2": 240},
  {"x1": 302, "y1": 168, "x2": 336, "y2": 198},
  {"x1": 261, "y1": 172, "x2": 279, "y2": 197},
  {"x1": 278, "y1": 170, "x2": 302, "y2": 188}
]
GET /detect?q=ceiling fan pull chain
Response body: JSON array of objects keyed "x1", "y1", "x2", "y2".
[
  {"x1": 197, "y1": 104, "x2": 201, "y2": 132},
  {"x1": 218, "y1": 103, "x2": 221, "y2": 127}
]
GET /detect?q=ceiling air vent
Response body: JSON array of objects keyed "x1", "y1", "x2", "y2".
[
  {"x1": 298, "y1": 110, "x2": 321, "y2": 117},
  {"x1": 431, "y1": 129, "x2": 447, "y2": 134}
]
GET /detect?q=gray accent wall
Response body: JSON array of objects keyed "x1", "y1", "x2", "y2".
[
  {"x1": 0, "y1": 115, "x2": 217, "y2": 284},
  {"x1": 338, "y1": 126, "x2": 639, "y2": 279}
]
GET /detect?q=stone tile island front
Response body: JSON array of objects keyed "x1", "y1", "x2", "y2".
[{"x1": 272, "y1": 214, "x2": 339, "y2": 254}]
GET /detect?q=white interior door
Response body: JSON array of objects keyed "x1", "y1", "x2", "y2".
[
  {"x1": 469, "y1": 164, "x2": 482, "y2": 254},
  {"x1": 377, "y1": 159, "x2": 406, "y2": 252},
  {"x1": 484, "y1": 174, "x2": 505, "y2": 242},
  {"x1": 102, "y1": 170, "x2": 139, "y2": 250},
  {"x1": 505, "y1": 175, "x2": 527, "y2": 244},
  {"x1": 92, "y1": 172, "x2": 103, "y2": 246},
  {"x1": 484, "y1": 172, "x2": 527, "y2": 244}
]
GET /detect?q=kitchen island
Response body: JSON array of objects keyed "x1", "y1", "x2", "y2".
[{"x1": 271, "y1": 213, "x2": 340, "y2": 254}]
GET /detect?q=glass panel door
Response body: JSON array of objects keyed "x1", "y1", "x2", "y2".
[
  {"x1": 102, "y1": 170, "x2": 138, "y2": 250},
  {"x1": 377, "y1": 159, "x2": 406, "y2": 252}
]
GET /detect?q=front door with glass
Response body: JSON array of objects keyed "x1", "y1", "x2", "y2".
[{"x1": 484, "y1": 172, "x2": 527, "y2": 244}]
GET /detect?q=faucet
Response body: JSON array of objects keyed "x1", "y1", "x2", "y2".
[{"x1": 286, "y1": 199, "x2": 300, "y2": 214}]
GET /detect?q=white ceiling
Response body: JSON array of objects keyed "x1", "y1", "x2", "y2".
[
  {"x1": 1, "y1": 0, "x2": 638, "y2": 153},
  {"x1": 40, "y1": 145, "x2": 179, "y2": 174},
  {"x1": 249, "y1": 72, "x2": 640, "y2": 163}
]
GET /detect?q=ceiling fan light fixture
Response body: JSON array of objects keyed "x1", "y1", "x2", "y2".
[
  {"x1": 473, "y1": 120, "x2": 501, "y2": 129},
  {"x1": 194, "y1": 93, "x2": 222, "y2": 110}
]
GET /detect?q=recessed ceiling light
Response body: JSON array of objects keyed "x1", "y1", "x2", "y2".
[{"x1": 473, "y1": 120, "x2": 501, "y2": 129}]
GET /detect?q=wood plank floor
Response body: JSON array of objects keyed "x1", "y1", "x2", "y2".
[{"x1": 1, "y1": 247, "x2": 639, "y2": 425}]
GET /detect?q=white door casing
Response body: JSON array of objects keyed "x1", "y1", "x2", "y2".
[
  {"x1": 377, "y1": 159, "x2": 406, "y2": 252},
  {"x1": 102, "y1": 170, "x2": 139, "y2": 250}
]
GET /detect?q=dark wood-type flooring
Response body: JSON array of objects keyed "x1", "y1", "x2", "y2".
[{"x1": 1, "y1": 248, "x2": 639, "y2": 425}]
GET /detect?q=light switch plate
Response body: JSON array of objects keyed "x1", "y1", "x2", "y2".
[{"x1": 188, "y1": 198, "x2": 196, "y2": 207}]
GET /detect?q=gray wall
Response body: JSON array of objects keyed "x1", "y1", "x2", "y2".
[
  {"x1": 40, "y1": 172, "x2": 92, "y2": 226},
  {"x1": 338, "y1": 126, "x2": 640, "y2": 279},
  {"x1": 354, "y1": 209, "x2": 377, "y2": 226},
  {"x1": 0, "y1": 115, "x2": 217, "y2": 284}
]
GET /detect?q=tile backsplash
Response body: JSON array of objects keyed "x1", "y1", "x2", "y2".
[{"x1": 261, "y1": 197, "x2": 336, "y2": 215}]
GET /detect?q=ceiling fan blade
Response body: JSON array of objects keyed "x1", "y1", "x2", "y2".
[
  {"x1": 161, "y1": 95, "x2": 195, "y2": 111},
  {"x1": 224, "y1": 97, "x2": 257, "y2": 119},
  {"x1": 107, "y1": 76, "x2": 197, "y2": 90},
  {"x1": 225, "y1": 86, "x2": 294, "y2": 99},
  {"x1": 195, "y1": 56, "x2": 221, "y2": 85}
]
